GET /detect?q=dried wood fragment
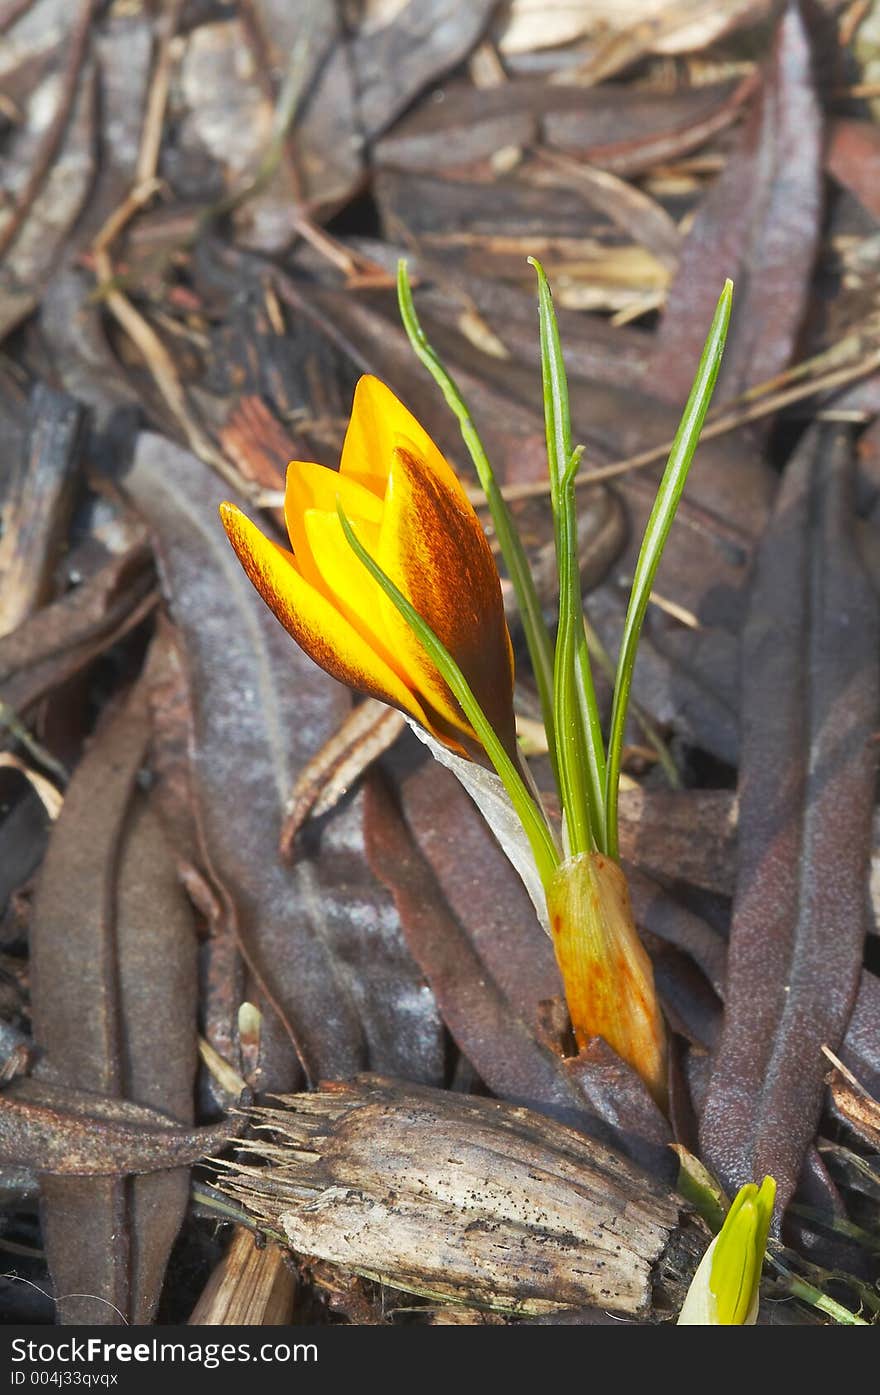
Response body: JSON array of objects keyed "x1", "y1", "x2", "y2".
[
  {"x1": 188, "y1": 1226, "x2": 296, "y2": 1325},
  {"x1": 219, "y1": 1078, "x2": 697, "y2": 1318}
]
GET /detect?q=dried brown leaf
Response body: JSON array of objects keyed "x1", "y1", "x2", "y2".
[
  {"x1": 0, "y1": 1079, "x2": 236, "y2": 1176},
  {"x1": 0, "y1": 541, "x2": 156, "y2": 723},
  {"x1": 700, "y1": 425, "x2": 880, "y2": 1216},
  {"x1": 0, "y1": 387, "x2": 83, "y2": 638},
  {"x1": 649, "y1": 2, "x2": 822, "y2": 407},
  {"x1": 375, "y1": 74, "x2": 755, "y2": 179},
  {"x1": 27, "y1": 672, "x2": 199, "y2": 1323},
  {"x1": 353, "y1": 0, "x2": 497, "y2": 139},
  {"x1": 826, "y1": 118, "x2": 880, "y2": 224}
]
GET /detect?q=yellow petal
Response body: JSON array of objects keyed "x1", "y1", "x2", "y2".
[
  {"x1": 284, "y1": 460, "x2": 384, "y2": 596},
  {"x1": 376, "y1": 441, "x2": 517, "y2": 758},
  {"x1": 298, "y1": 508, "x2": 473, "y2": 759},
  {"x1": 301, "y1": 508, "x2": 397, "y2": 674},
  {"x1": 219, "y1": 502, "x2": 432, "y2": 728},
  {"x1": 340, "y1": 375, "x2": 462, "y2": 500}
]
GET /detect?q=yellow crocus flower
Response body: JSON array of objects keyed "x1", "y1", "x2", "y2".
[{"x1": 220, "y1": 375, "x2": 517, "y2": 765}]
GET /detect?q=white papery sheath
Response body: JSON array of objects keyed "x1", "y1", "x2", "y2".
[{"x1": 405, "y1": 719, "x2": 550, "y2": 935}]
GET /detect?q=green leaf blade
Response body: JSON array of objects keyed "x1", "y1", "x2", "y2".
[
  {"x1": 604, "y1": 278, "x2": 733, "y2": 857},
  {"x1": 397, "y1": 260, "x2": 560, "y2": 792},
  {"x1": 531, "y1": 258, "x2": 607, "y2": 853}
]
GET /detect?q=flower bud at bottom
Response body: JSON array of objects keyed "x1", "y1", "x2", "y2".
[{"x1": 546, "y1": 852, "x2": 668, "y2": 1111}]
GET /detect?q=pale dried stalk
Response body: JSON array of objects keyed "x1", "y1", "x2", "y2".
[
  {"x1": 279, "y1": 700, "x2": 405, "y2": 858},
  {"x1": 188, "y1": 1226, "x2": 296, "y2": 1325},
  {"x1": 89, "y1": 0, "x2": 255, "y2": 497}
]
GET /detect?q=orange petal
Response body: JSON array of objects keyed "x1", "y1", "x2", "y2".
[
  {"x1": 376, "y1": 442, "x2": 517, "y2": 757},
  {"x1": 219, "y1": 502, "x2": 432, "y2": 729},
  {"x1": 340, "y1": 376, "x2": 462, "y2": 500}
]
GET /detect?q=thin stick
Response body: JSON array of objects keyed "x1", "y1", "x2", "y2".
[
  {"x1": 821, "y1": 1044, "x2": 877, "y2": 1100},
  {"x1": 136, "y1": 0, "x2": 185, "y2": 185},
  {"x1": 481, "y1": 342, "x2": 880, "y2": 506},
  {"x1": 235, "y1": 0, "x2": 386, "y2": 283},
  {"x1": 89, "y1": 0, "x2": 255, "y2": 497}
]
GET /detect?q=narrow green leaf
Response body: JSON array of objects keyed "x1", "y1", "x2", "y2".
[
  {"x1": 397, "y1": 260, "x2": 560, "y2": 790},
  {"x1": 670, "y1": 1144, "x2": 729, "y2": 1233},
  {"x1": 604, "y1": 279, "x2": 733, "y2": 857},
  {"x1": 528, "y1": 255, "x2": 571, "y2": 508},
  {"x1": 336, "y1": 500, "x2": 560, "y2": 890},
  {"x1": 553, "y1": 453, "x2": 598, "y2": 854},
  {"x1": 531, "y1": 258, "x2": 607, "y2": 851}
]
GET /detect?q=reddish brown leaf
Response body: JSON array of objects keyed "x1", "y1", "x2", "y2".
[
  {"x1": 0, "y1": 541, "x2": 156, "y2": 722},
  {"x1": 649, "y1": 2, "x2": 822, "y2": 406},
  {"x1": 375, "y1": 74, "x2": 755, "y2": 179},
  {"x1": 619, "y1": 788, "x2": 736, "y2": 900},
  {"x1": 28, "y1": 672, "x2": 199, "y2": 1323},
  {"x1": 699, "y1": 425, "x2": 880, "y2": 1217},
  {"x1": 841, "y1": 970, "x2": 880, "y2": 1101},
  {"x1": 0, "y1": 1079, "x2": 235, "y2": 1175},
  {"x1": 826, "y1": 118, "x2": 880, "y2": 224}
]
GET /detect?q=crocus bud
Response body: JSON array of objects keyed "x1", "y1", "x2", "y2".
[
  {"x1": 678, "y1": 1176, "x2": 776, "y2": 1325},
  {"x1": 220, "y1": 375, "x2": 517, "y2": 766},
  {"x1": 546, "y1": 851, "x2": 667, "y2": 1110}
]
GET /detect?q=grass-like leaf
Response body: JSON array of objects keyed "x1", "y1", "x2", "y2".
[
  {"x1": 604, "y1": 279, "x2": 733, "y2": 857},
  {"x1": 397, "y1": 261, "x2": 559, "y2": 789},
  {"x1": 530, "y1": 257, "x2": 607, "y2": 851},
  {"x1": 336, "y1": 500, "x2": 561, "y2": 890}
]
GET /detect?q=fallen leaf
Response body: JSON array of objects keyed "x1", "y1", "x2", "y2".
[
  {"x1": 28, "y1": 672, "x2": 198, "y2": 1324},
  {"x1": 353, "y1": 0, "x2": 498, "y2": 139},
  {"x1": 0, "y1": 386, "x2": 84, "y2": 638},
  {"x1": 0, "y1": 1079, "x2": 235, "y2": 1176},
  {"x1": 699, "y1": 425, "x2": 880, "y2": 1216},
  {"x1": 649, "y1": 2, "x2": 822, "y2": 407}
]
